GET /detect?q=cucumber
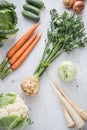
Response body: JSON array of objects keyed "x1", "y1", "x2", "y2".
[
  {"x1": 23, "y1": 4, "x2": 40, "y2": 15},
  {"x1": 22, "y1": 10, "x2": 40, "y2": 22},
  {"x1": 26, "y1": 0, "x2": 44, "y2": 9}
]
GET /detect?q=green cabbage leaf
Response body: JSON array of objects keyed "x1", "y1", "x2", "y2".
[{"x1": 0, "y1": 0, "x2": 18, "y2": 47}]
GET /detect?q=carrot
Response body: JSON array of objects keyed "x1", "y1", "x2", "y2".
[
  {"x1": 9, "y1": 33, "x2": 37, "y2": 65},
  {"x1": 11, "y1": 34, "x2": 41, "y2": 70},
  {"x1": 6, "y1": 23, "x2": 39, "y2": 59}
]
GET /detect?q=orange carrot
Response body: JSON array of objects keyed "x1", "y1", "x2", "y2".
[
  {"x1": 11, "y1": 34, "x2": 41, "y2": 70},
  {"x1": 9, "y1": 33, "x2": 37, "y2": 65},
  {"x1": 6, "y1": 23, "x2": 39, "y2": 59}
]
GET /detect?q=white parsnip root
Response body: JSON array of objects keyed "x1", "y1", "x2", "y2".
[
  {"x1": 48, "y1": 79, "x2": 85, "y2": 129},
  {"x1": 54, "y1": 80, "x2": 87, "y2": 120},
  {"x1": 62, "y1": 103, "x2": 75, "y2": 128}
]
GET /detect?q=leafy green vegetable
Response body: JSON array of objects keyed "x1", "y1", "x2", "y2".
[
  {"x1": 0, "y1": 93, "x2": 32, "y2": 130},
  {"x1": 0, "y1": 0, "x2": 15, "y2": 9},
  {"x1": 0, "y1": 0, "x2": 18, "y2": 47},
  {"x1": 13, "y1": 116, "x2": 33, "y2": 130},
  {"x1": 33, "y1": 9, "x2": 87, "y2": 78},
  {"x1": 0, "y1": 93, "x2": 16, "y2": 108},
  {"x1": 0, "y1": 115, "x2": 21, "y2": 130},
  {"x1": 0, "y1": 115, "x2": 30, "y2": 130}
]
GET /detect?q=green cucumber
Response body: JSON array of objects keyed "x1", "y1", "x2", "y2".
[
  {"x1": 23, "y1": 4, "x2": 40, "y2": 15},
  {"x1": 26, "y1": 0, "x2": 44, "y2": 9},
  {"x1": 22, "y1": 10, "x2": 40, "y2": 22}
]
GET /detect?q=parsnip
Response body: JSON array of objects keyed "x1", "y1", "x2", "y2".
[
  {"x1": 54, "y1": 80, "x2": 87, "y2": 120},
  {"x1": 49, "y1": 80, "x2": 85, "y2": 129},
  {"x1": 62, "y1": 103, "x2": 75, "y2": 128}
]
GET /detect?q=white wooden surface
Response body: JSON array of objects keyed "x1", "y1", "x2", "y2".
[{"x1": 0, "y1": 0, "x2": 87, "y2": 130}]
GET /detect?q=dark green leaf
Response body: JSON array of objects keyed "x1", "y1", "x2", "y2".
[
  {"x1": 0, "y1": 0, "x2": 18, "y2": 48},
  {"x1": 33, "y1": 9, "x2": 87, "y2": 78}
]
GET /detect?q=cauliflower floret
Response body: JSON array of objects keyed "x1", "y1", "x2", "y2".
[
  {"x1": 0, "y1": 93, "x2": 30, "y2": 130},
  {"x1": 0, "y1": 108, "x2": 8, "y2": 119},
  {"x1": 0, "y1": 93, "x2": 28, "y2": 119},
  {"x1": 10, "y1": 112, "x2": 20, "y2": 117}
]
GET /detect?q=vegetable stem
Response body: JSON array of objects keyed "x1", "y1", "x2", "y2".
[
  {"x1": 0, "y1": 58, "x2": 8, "y2": 72},
  {"x1": 1, "y1": 68, "x2": 13, "y2": 79},
  {"x1": 33, "y1": 10, "x2": 87, "y2": 79},
  {"x1": 0, "y1": 24, "x2": 40, "y2": 79},
  {"x1": 34, "y1": 67, "x2": 46, "y2": 78},
  {"x1": 0, "y1": 63, "x2": 11, "y2": 78},
  {"x1": 48, "y1": 50, "x2": 64, "y2": 63}
]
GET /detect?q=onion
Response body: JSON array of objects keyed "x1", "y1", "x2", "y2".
[
  {"x1": 63, "y1": 0, "x2": 75, "y2": 8},
  {"x1": 73, "y1": 1, "x2": 85, "y2": 14}
]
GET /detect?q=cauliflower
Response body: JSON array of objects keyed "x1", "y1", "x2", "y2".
[{"x1": 0, "y1": 93, "x2": 31, "y2": 130}]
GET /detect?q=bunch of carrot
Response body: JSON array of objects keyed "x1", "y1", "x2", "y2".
[
  {"x1": 0, "y1": 23, "x2": 41, "y2": 79},
  {"x1": 48, "y1": 77, "x2": 87, "y2": 129}
]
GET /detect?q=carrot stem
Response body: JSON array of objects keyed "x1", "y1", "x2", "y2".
[
  {"x1": 0, "y1": 58, "x2": 8, "y2": 72},
  {"x1": 1, "y1": 68, "x2": 13, "y2": 79},
  {"x1": 0, "y1": 34, "x2": 41, "y2": 79},
  {"x1": 6, "y1": 23, "x2": 40, "y2": 59},
  {"x1": 0, "y1": 63, "x2": 11, "y2": 78}
]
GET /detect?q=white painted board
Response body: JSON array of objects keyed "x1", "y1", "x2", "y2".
[{"x1": 0, "y1": 0, "x2": 87, "y2": 130}]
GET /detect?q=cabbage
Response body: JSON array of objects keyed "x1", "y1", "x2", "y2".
[
  {"x1": 58, "y1": 61, "x2": 77, "y2": 81},
  {"x1": 0, "y1": 0, "x2": 18, "y2": 47}
]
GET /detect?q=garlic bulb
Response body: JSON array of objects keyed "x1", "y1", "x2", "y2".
[{"x1": 21, "y1": 77, "x2": 40, "y2": 96}]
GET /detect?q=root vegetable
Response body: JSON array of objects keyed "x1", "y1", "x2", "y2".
[
  {"x1": 6, "y1": 23, "x2": 39, "y2": 59},
  {"x1": 48, "y1": 80, "x2": 85, "y2": 129},
  {"x1": 9, "y1": 33, "x2": 37, "y2": 65},
  {"x1": 63, "y1": 0, "x2": 75, "y2": 8},
  {"x1": 11, "y1": 34, "x2": 41, "y2": 70},
  {"x1": 0, "y1": 28, "x2": 41, "y2": 79},
  {"x1": 0, "y1": 23, "x2": 39, "y2": 72},
  {"x1": 21, "y1": 77, "x2": 39, "y2": 96},
  {"x1": 73, "y1": 1, "x2": 85, "y2": 14},
  {"x1": 21, "y1": 10, "x2": 87, "y2": 96},
  {"x1": 54, "y1": 80, "x2": 87, "y2": 120},
  {"x1": 76, "y1": 0, "x2": 84, "y2": 1},
  {"x1": 62, "y1": 103, "x2": 75, "y2": 128}
]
